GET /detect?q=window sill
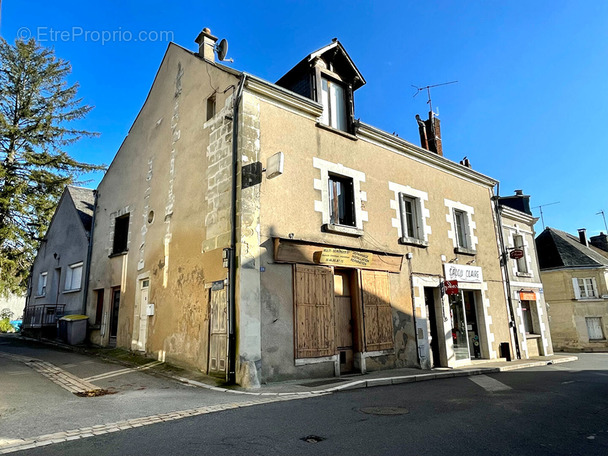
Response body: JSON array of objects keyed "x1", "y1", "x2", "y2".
[
  {"x1": 399, "y1": 237, "x2": 428, "y2": 248},
  {"x1": 323, "y1": 223, "x2": 363, "y2": 237},
  {"x1": 109, "y1": 250, "x2": 128, "y2": 258},
  {"x1": 589, "y1": 339, "x2": 607, "y2": 342},
  {"x1": 516, "y1": 272, "x2": 533, "y2": 278},
  {"x1": 454, "y1": 247, "x2": 477, "y2": 256},
  {"x1": 63, "y1": 288, "x2": 81, "y2": 294},
  {"x1": 525, "y1": 333, "x2": 541, "y2": 339},
  {"x1": 35, "y1": 295, "x2": 46, "y2": 299},
  {"x1": 315, "y1": 122, "x2": 358, "y2": 141},
  {"x1": 575, "y1": 297, "x2": 604, "y2": 302}
]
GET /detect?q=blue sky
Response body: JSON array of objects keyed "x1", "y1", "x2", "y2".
[{"x1": 2, "y1": 1, "x2": 607, "y2": 236}]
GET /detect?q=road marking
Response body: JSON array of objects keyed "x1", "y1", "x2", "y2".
[
  {"x1": 469, "y1": 375, "x2": 512, "y2": 392},
  {"x1": 84, "y1": 361, "x2": 164, "y2": 382},
  {"x1": 0, "y1": 352, "x2": 101, "y2": 394},
  {"x1": 550, "y1": 364, "x2": 573, "y2": 371},
  {"x1": 0, "y1": 394, "x2": 316, "y2": 454}
]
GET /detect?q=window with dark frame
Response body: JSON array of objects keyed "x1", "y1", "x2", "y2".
[
  {"x1": 112, "y1": 214, "x2": 130, "y2": 254},
  {"x1": 320, "y1": 76, "x2": 348, "y2": 131},
  {"x1": 454, "y1": 210, "x2": 469, "y2": 248},
  {"x1": 206, "y1": 94, "x2": 216, "y2": 121},
  {"x1": 328, "y1": 174, "x2": 355, "y2": 227},
  {"x1": 521, "y1": 301, "x2": 535, "y2": 334},
  {"x1": 95, "y1": 289, "x2": 104, "y2": 325}
]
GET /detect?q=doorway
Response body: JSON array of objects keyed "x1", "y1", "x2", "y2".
[
  {"x1": 334, "y1": 269, "x2": 355, "y2": 373},
  {"x1": 137, "y1": 279, "x2": 150, "y2": 352},
  {"x1": 449, "y1": 290, "x2": 481, "y2": 361},
  {"x1": 424, "y1": 287, "x2": 442, "y2": 367},
  {"x1": 109, "y1": 287, "x2": 120, "y2": 346}
]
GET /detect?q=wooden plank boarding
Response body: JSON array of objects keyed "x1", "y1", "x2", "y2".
[
  {"x1": 275, "y1": 238, "x2": 403, "y2": 273},
  {"x1": 361, "y1": 270, "x2": 394, "y2": 351}
]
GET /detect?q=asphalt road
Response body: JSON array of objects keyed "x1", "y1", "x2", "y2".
[{"x1": 4, "y1": 341, "x2": 607, "y2": 455}]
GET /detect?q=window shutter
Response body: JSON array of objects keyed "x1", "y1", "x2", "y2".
[
  {"x1": 361, "y1": 270, "x2": 394, "y2": 351},
  {"x1": 572, "y1": 278, "x2": 581, "y2": 299},
  {"x1": 294, "y1": 264, "x2": 335, "y2": 358}
]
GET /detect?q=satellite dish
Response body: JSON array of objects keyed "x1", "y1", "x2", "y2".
[{"x1": 216, "y1": 39, "x2": 230, "y2": 62}]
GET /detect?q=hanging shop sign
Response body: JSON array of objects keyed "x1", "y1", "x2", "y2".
[
  {"x1": 443, "y1": 263, "x2": 483, "y2": 284},
  {"x1": 317, "y1": 248, "x2": 373, "y2": 267},
  {"x1": 509, "y1": 249, "x2": 524, "y2": 260},
  {"x1": 444, "y1": 280, "x2": 459, "y2": 295},
  {"x1": 519, "y1": 291, "x2": 536, "y2": 301}
]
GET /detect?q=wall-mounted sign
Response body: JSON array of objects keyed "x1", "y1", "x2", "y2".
[
  {"x1": 317, "y1": 248, "x2": 373, "y2": 267},
  {"x1": 443, "y1": 263, "x2": 483, "y2": 283},
  {"x1": 444, "y1": 280, "x2": 459, "y2": 295},
  {"x1": 510, "y1": 249, "x2": 524, "y2": 260},
  {"x1": 519, "y1": 291, "x2": 536, "y2": 301}
]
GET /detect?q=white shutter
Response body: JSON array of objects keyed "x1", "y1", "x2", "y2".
[
  {"x1": 586, "y1": 317, "x2": 604, "y2": 340},
  {"x1": 572, "y1": 278, "x2": 581, "y2": 299}
]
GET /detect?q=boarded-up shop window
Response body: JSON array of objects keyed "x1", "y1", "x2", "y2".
[
  {"x1": 294, "y1": 264, "x2": 335, "y2": 358},
  {"x1": 361, "y1": 270, "x2": 394, "y2": 351}
]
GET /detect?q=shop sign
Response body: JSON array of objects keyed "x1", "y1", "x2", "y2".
[
  {"x1": 444, "y1": 280, "x2": 459, "y2": 295},
  {"x1": 318, "y1": 248, "x2": 373, "y2": 267},
  {"x1": 443, "y1": 263, "x2": 483, "y2": 283},
  {"x1": 510, "y1": 249, "x2": 524, "y2": 260},
  {"x1": 519, "y1": 291, "x2": 536, "y2": 301}
]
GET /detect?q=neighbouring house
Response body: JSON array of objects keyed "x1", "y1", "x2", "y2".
[
  {"x1": 536, "y1": 227, "x2": 608, "y2": 351},
  {"x1": 0, "y1": 293, "x2": 25, "y2": 321},
  {"x1": 23, "y1": 186, "x2": 95, "y2": 336},
  {"x1": 497, "y1": 191, "x2": 552, "y2": 358},
  {"x1": 84, "y1": 28, "x2": 517, "y2": 387}
]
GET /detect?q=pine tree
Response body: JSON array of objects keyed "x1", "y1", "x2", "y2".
[{"x1": 0, "y1": 38, "x2": 103, "y2": 295}]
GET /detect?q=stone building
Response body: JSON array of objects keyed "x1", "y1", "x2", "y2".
[
  {"x1": 536, "y1": 227, "x2": 608, "y2": 351},
  {"x1": 23, "y1": 186, "x2": 95, "y2": 334},
  {"x1": 85, "y1": 29, "x2": 516, "y2": 387},
  {"x1": 497, "y1": 191, "x2": 552, "y2": 358}
]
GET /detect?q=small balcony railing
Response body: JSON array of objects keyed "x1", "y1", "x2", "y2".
[{"x1": 22, "y1": 304, "x2": 66, "y2": 329}]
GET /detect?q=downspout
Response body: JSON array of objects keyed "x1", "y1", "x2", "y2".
[
  {"x1": 228, "y1": 74, "x2": 247, "y2": 384},
  {"x1": 81, "y1": 190, "x2": 97, "y2": 316},
  {"x1": 407, "y1": 254, "x2": 421, "y2": 367},
  {"x1": 492, "y1": 184, "x2": 521, "y2": 360}
]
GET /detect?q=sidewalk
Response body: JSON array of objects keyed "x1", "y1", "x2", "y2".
[{"x1": 11, "y1": 334, "x2": 578, "y2": 396}]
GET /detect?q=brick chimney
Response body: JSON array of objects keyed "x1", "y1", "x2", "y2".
[
  {"x1": 416, "y1": 111, "x2": 442, "y2": 156},
  {"x1": 195, "y1": 28, "x2": 218, "y2": 62},
  {"x1": 578, "y1": 228, "x2": 588, "y2": 247}
]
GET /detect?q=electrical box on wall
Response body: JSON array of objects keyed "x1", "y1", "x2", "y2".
[{"x1": 146, "y1": 304, "x2": 155, "y2": 316}]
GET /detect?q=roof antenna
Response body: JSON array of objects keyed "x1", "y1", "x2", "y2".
[
  {"x1": 597, "y1": 210, "x2": 608, "y2": 233},
  {"x1": 532, "y1": 201, "x2": 560, "y2": 230},
  {"x1": 412, "y1": 80, "x2": 458, "y2": 116}
]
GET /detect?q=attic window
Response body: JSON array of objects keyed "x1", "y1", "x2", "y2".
[{"x1": 320, "y1": 76, "x2": 348, "y2": 131}]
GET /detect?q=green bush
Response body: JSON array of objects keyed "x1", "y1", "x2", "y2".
[{"x1": 0, "y1": 318, "x2": 14, "y2": 333}]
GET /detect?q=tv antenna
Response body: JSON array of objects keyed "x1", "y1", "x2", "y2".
[
  {"x1": 214, "y1": 38, "x2": 233, "y2": 62},
  {"x1": 597, "y1": 210, "x2": 608, "y2": 233},
  {"x1": 532, "y1": 201, "x2": 560, "y2": 230},
  {"x1": 412, "y1": 80, "x2": 458, "y2": 115}
]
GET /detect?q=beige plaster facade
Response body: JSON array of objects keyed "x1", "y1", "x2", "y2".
[{"x1": 85, "y1": 35, "x2": 515, "y2": 387}]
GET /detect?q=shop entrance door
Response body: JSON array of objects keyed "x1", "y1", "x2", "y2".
[
  {"x1": 449, "y1": 290, "x2": 481, "y2": 361},
  {"x1": 424, "y1": 287, "x2": 441, "y2": 367},
  {"x1": 334, "y1": 270, "x2": 355, "y2": 373}
]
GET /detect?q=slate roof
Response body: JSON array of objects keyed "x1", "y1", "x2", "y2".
[
  {"x1": 535, "y1": 227, "x2": 608, "y2": 270},
  {"x1": 67, "y1": 186, "x2": 95, "y2": 234}
]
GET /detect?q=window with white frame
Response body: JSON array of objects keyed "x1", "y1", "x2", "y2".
[
  {"x1": 399, "y1": 194, "x2": 423, "y2": 241},
  {"x1": 64, "y1": 262, "x2": 83, "y2": 291},
  {"x1": 37, "y1": 272, "x2": 48, "y2": 296},
  {"x1": 328, "y1": 173, "x2": 355, "y2": 227},
  {"x1": 513, "y1": 234, "x2": 528, "y2": 273},
  {"x1": 320, "y1": 76, "x2": 348, "y2": 131},
  {"x1": 445, "y1": 199, "x2": 478, "y2": 254},
  {"x1": 574, "y1": 278, "x2": 598, "y2": 299}
]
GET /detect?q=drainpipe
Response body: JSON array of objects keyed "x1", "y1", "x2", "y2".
[
  {"x1": 492, "y1": 184, "x2": 521, "y2": 360},
  {"x1": 407, "y1": 254, "x2": 421, "y2": 367},
  {"x1": 81, "y1": 190, "x2": 98, "y2": 316},
  {"x1": 227, "y1": 74, "x2": 247, "y2": 384}
]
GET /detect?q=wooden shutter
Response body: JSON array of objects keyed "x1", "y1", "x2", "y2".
[
  {"x1": 361, "y1": 270, "x2": 394, "y2": 351},
  {"x1": 294, "y1": 264, "x2": 335, "y2": 358}
]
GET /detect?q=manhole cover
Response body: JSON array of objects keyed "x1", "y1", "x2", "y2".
[
  {"x1": 360, "y1": 406, "x2": 409, "y2": 416},
  {"x1": 301, "y1": 435, "x2": 325, "y2": 443}
]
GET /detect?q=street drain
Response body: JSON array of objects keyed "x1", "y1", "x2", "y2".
[
  {"x1": 301, "y1": 435, "x2": 325, "y2": 443},
  {"x1": 360, "y1": 406, "x2": 409, "y2": 416},
  {"x1": 75, "y1": 389, "x2": 115, "y2": 397}
]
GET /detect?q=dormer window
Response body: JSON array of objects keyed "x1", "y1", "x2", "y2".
[{"x1": 320, "y1": 76, "x2": 348, "y2": 131}]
